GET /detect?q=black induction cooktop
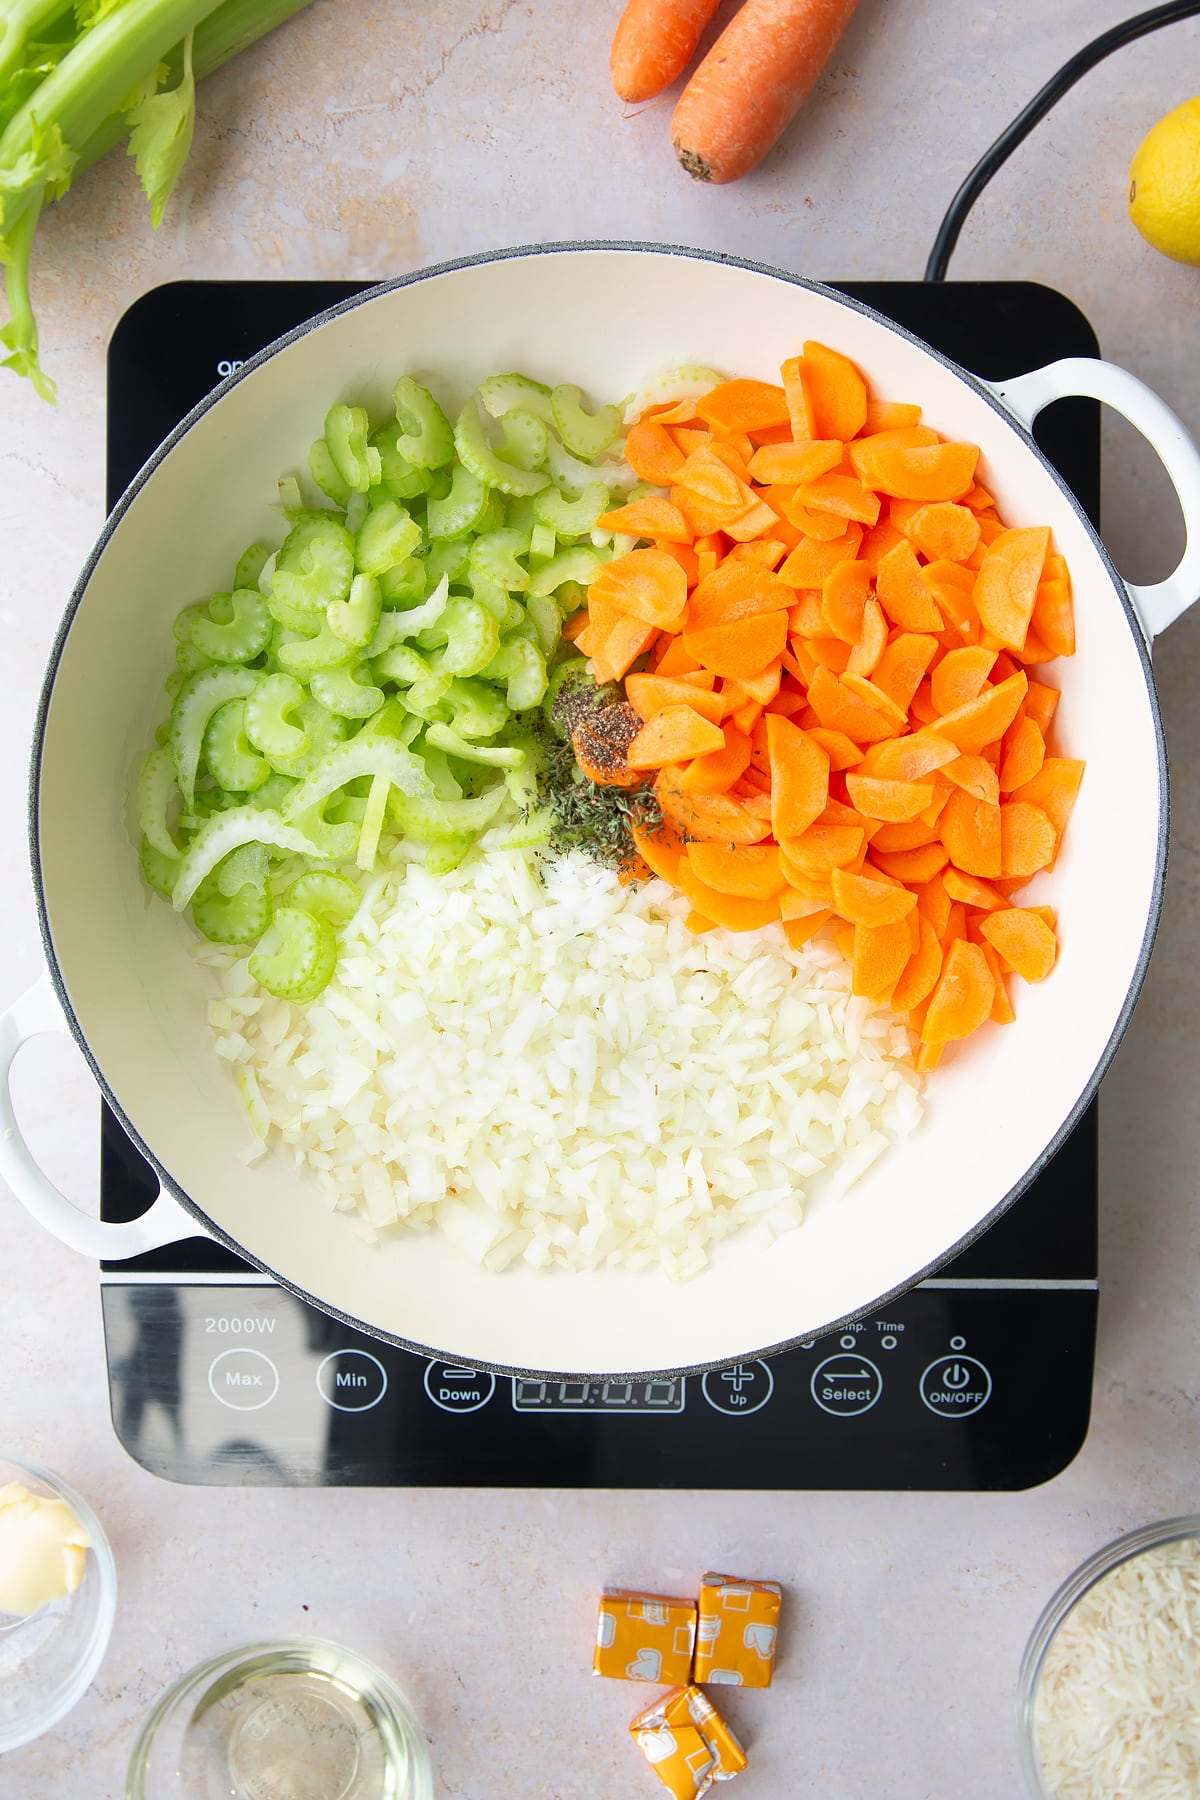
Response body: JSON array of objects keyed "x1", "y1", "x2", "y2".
[{"x1": 101, "y1": 277, "x2": 1100, "y2": 1490}]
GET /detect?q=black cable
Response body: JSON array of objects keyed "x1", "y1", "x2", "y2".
[{"x1": 924, "y1": 0, "x2": 1200, "y2": 282}]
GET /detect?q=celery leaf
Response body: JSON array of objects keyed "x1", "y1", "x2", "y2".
[
  {"x1": 0, "y1": 117, "x2": 78, "y2": 215},
  {"x1": 125, "y1": 32, "x2": 194, "y2": 229}
]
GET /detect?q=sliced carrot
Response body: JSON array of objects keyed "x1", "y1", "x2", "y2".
[
  {"x1": 776, "y1": 823, "x2": 864, "y2": 876},
  {"x1": 686, "y1": 562, "x2": 796, "y2": 632},
  {"x1": 654, "y1": 767, "x2": 771, "y2": 844},
  {"x1": 670, "y1": 425, "x2": 712, "y2": 456},
  {"x1": 590, "y1": 548, "x2": 689, "y2": 628},
  {"x1": 801, "y1": 341, "x2": 868, "y2": 440},
  {"x1": 859, "y1": 516, "x2": 906, "y2": 576},
  {"x1": 973, "y1": 526, "x2": 1050, "y2": 650},
  {"x1": 731, "y1": 699, "x2": 764, "y2": 734},
  {"x1": 871, "y1": 842, "x2": 950, "y2": 885},
  {"x1": 943, "y1": 754, "x2": 1000, "y2": 806},
  {"x1": 625, "y1": 674, "x2": 725, "y2": 724},
  {"x1": 686, "y1": 841, "x2": 786, "y2": 898},
  {"x1": 822, "y1": 558, "x2": 873, "y2": 644},
  {"x1": 848, "y1": 425, "x2": 940, "y2": 482},
  {"x1": 921, "y1": 938, "x2": 995, "y2": 1043},
  {"x1": 586, "y1": 595, "x2": 660, "y2": 682},
  {"x1": 845, "y1": 598, "x2": 888, "y2": 678},
  {"x1": 627, "y1": 704, "x2": 726, "y2": 770},
  {"x1": 725, "y1": 537, "x2": 789, "y2": 571},
  {"x1": 806, "y1": 665, "x2": 900, "y2": 745},
  {"x1": 852, "y1": 918, "x2": 912, "y2": 998},
  {"x1": 831, "y1": 865, "x2": 916, "y2": 927},
  {"x1": 781, "y1": 905, "x2": 834, "y2": 950},
  {"x1": 653, "y1": 536, "x2": 702, "y2": 587},
  {"x1": 1011, "y1": 758, "x2": 1083, "y2": 840},
  {"x1": 624, "y1": 418, "x2": 686, "y2": 485},
  {"x1": 561, "y1": 609, "x2": 591, "y2": 643},
  {"x1": 905, "y1": 501, "x2": 981, "y2": 563},
  {"x1": 788, "y1": 591, "x2": 828, "y2": 637},
  {"x1": 999, "y1": 800, "x2": 1057, "y2": 878},
  {"x1": 981, "y1": 907, "x2": 1058, "y2": 982},
  {"x1": 678, "y1": 862, "x2": 782, "y2": 931},
  {"x1": 999, "y1": 715, "x2": 1046, "y2": 793},
  {"x1": 1024, "y1": 680, "x2": 1060, "y2": 736},
  {"x1": 845, "y1": 774, "x2": 934, "y2": 823},
  {"x1": 708, "y1": 434, "x2": 755, "y2": 479},
  {"x1": 597, "y1": 497, "x2": 692, "y2": 540},
  {"x1": 695, "y1": 380, "x2": 791, "y2": 433},
  {"x1": 784, "y1": 497, "x2": 855, "y2": 542},
  {"x1": 806, "y1": 726, "x2": 865, "y2": 771},
  {"x1": 859, "y1": 441, "x2": 979, "y2": 503},
  {"x1": 652, "y1": 635, "x2": 705, "y2": 678},
  {"x1": 916, "y1": 873, "x2": 953, "y2": 939},
  {"x1": 571, "y1": 703, "x2": 645, "y2": 788},
  {"x1": 862, "y1": 730, "x2": 957, "y2": 784},
  {"x1": 793, "y1": 473, "x2": 881, "y2": 527},
  {"x1": 890, "y1": 915, "x2": 944, "y2": 1012},
  {"x1": 766, "y1": 714, "x2": 830, "y2": 839},
  {"x1": 863, "y1": 400, "x2": 922, "y2": 432},
  {"x1": 876, "y1": 540, "x2": 944, "y2": 631},
  {"x1": 871, "y1": 816, "x2": 938, "y2": 853},
  {"x1": 678, "y1": 725, "x2": 753, "y2": 793},
  {"x1": 780, "y1": 355, "x2": 817, "y2": 442},
  {"x1": 871, "y1": 632, "x2": 939, "y2": 712},
  {"x1": 930, "y1": 646, "x2": 997, "y2": 716},
  {"x1": 940, "y1": 789, "x2": 1002, "y2": 878},
  {"x1": 777, "y1": 525, "x2": 864, "y2": 590},
  {"x1": 839, "y1": 674, "x2": 908, "y2": 732},
  {"x1": 934, "y1": 671, "x2": 1028, "y2": 755},
  {"x1": 1030, "y1": 577, "x2": 1075, "y2": 658},
  {"x1": 684, "y1": 610, "x2": 788, "y2": 678},
  {"x1": 766, "y1": 686, "x2": 810, "y2": 718},
  {"x1": 630, "y1": 817, "x2": 685, "y2": 885},
  {"x1": 686, "y1": 910, "x2": 718, "y2": 933},
  {"x1": 943, "y1": 868, "x2": 1007, "y2": 911},
  {"x1": 747, "y1": 440, "x2": 843, "y2": 484}
]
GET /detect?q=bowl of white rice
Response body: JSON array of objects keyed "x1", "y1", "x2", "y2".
[{"x1": 1018, "y1": 1516, "x2": 1200, "y2": 1799}]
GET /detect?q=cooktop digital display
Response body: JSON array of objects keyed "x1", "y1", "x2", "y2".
[{"x1": 101, "y1": 277, "x2": 1102, "y2": 1492}]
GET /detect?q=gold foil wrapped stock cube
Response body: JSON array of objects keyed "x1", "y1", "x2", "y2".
[
  {"x1": 594, "y1": 1588, "x2": 697, "y2": 1685},
  {"x1": 693, "y1": 1572, "x2": 781, "y2": 1688},
  {"x1": 630, "y1": 1686, "x2": 748, "y2": 1796}
]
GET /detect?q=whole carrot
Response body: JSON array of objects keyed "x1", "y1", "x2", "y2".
[
  {"x1": 671, "y1": 0, "x2": 861, "y2": 183},
  {"x1": 611, "y1": 0, "x2": 722, "y2": 103}
]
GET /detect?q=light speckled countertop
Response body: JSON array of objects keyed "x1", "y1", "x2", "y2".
[{"x1": 3, "y1": 2, "x2": 1200, "y2": 1795}]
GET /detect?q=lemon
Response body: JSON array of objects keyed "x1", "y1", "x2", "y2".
[{"x1": 1129, "y1": 98, "x2": 1200, "y2": 265}]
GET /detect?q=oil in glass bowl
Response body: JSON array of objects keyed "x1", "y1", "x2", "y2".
[{"x1": 127, "y1": 1637, "x2": 432, "y2": 1800}]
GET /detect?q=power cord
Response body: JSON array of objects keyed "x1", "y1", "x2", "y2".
[{"x1": 924, "y1": 1, "x2": 1200, "y2": 282}]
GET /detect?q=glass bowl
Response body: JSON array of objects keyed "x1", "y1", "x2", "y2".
[
  {"x1": 1017, "y1": 1514, "x2": 1200, "y2": 1798},
  {"x1": 0, "y1": 1449, "x2": 117, "y2": 1753},
  {"x1": 126, "y1": 1637, "x2": 433, "y2": 1800}
]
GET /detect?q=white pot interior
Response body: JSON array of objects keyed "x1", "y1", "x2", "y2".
[{"x1": 35, "y1": 249, "x2": 1163, "y2": 1374}]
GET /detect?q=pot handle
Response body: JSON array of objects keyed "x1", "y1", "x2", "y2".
[
  {"x1": 0, "y1": 972, "x2": 201, "y2": 1259},
  {"x1": 988, "y1": 357, "x2": 1200, "y2": 642}
]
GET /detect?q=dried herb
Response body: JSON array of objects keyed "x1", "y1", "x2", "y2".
[{"x1": 534, "y1": 727, "x2": 663, "y2": 875}]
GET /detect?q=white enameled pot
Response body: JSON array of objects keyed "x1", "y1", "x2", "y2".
[{"x1": 4, "y1": 245, "x2": 1200, "y2": 1378}]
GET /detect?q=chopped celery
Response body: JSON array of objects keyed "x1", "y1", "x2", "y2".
[
  {"x1": 367, "y1": 575, "x2": 449, "y2": 646},
  {"x1": 308, "y1": 437, "x2": 351, "y2": 506},
  {"x1": 453, "y1": 400, "x2": 549, "y2": 498},
  {"x1": 190, "y1": 587, "x2": 272, "y2": 664},
  {"x1": 203, "y1": 698, "x2": 271, "y2": 793},
  {"x1": 141, "y1": 838, "x2": 179, "y2": 898},
  {"x1": 532, "y1": 482, "x2": 610, "y2": 538},
  {"x1": 423, "y1": 537, "x2": 471, "y2": 588},
  {"x1": 355, "y1": 500, "x2": 421, "y2": 576},
  {"x1": 234, "y1": 543, "x2": 272, "y2": 591},
  {"x1": 468, "y1": 528, "x2": 529, "y2": 594},
  {"x1": 426, "y1": 463, "x2": 487, "y2": 540},
  {"x1": 424, "y1": 723, "x2": 525, "y2": 769},
  {"x1": 545, "y1": 431, "x2": 632, "y2": 499},
  {"x1": 308, "y1": 662, "x2": 385, "y2": 720},
  {"x1": 551, "y1": 384, "x2": 622, "y2": 459},
  {"x1": 418, "y1": 745, "x2": 463, "y2": 800},
  {"x1": 393, "y1": 376, "x2": 454, "y2": 469},
  {"x1": 372, "y1": 644, "x2": 432, "y2": 686},
  {"x1": 176, "y1": 639, "x2": 215, "y2": 676},
  {"x1": 477, "y1": 373, "x2": 554, "y2": 421},
  {"x1": 243, "y1": 673, "x2": 308, "y2": 759},
  {"x1": 370, "y1": 423, "x2": 434, "y2": 498},
  {"x1": 277, "y1": 621, "x2": 358, "y2": 678},
  {"x1": 265, "y1": 698, "x2": 347, "y2": 780},
  {"x1": 524, "y1": 593, "x2": 562, "y2": 659},
  {"x1": 324, "y1": 404, "x2": 380, "y2": 494},
  {"x1": 170, "y1": 665, "x2": 258, "y2": 805},
  {"x1": 280, "y1": 737, "x2": 433, "y2": 824},
  {"x1": 526, "y1": 545, "x2": 608, "y2": 598},
  {"x1": 173, "y1": 808, "x2": 319, "y2": 909},
  {"x1": 356, "y1": 772, "x2": 391, "y2": 871},
  {"x1": 327, "y1": 572, "x2": 382, "y2": 649},
  {"x1": 389, "y1": 789, "x2": 507, "y2": 843},
  {"x1": 443, "y1": 678, "x2": 509, "y2": 740},
  {"x1": 500, "y1": 410, "x2": 549, "y2": 473},
  {"x1": 191, "y1": 868, "x2": 272, "y2": 945},
  {"x1": 379, "y1": 558, "x2": 427, "y2": 607},
  {"x1": 287, "y1": 802, "x2": 358, "y2": 863},
  {"x1": 482, "y1": 638, "x2": 548, "y2": 711},
  {"x1": 217, "y1": 842, "x2": 269, "y2": 897},
  {"x1": 249, "y1": 906, "x2": 337, "y2": 1003},
  {"x1": 424, "y1": 598, "x2": 500, "y2": 680},
  {"x1": 284, "y1": 870, "x2": 359, "y2": 924},
  {"x1": 529, "y1": 522, "x2": 557, "y2": 563},
  {"x1": 423, "y1": 836, "x2": 476, "y2": 875},
  {"x1": 344, "y1": 490, "x2": 369, "y2": 535},
  {"x1": 273, "y1": 515, "x2": 355, "y2": 614},
  {"x1": 137, "y1": 745, "x2": 181, "y2": 858}
]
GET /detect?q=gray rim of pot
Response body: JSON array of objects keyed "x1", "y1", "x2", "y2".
[{"x1": 26, "y1": 241, "x2": 1168, "y2": 1382}]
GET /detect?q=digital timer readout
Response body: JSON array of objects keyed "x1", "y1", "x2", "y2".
[{"x1": 511, "y1": 1378, "x2": 686, "y2": 1412}]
